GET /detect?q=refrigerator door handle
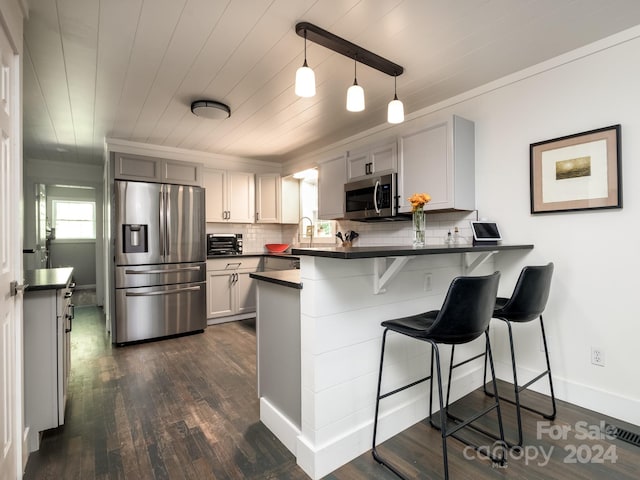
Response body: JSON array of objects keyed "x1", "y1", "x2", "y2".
[
  {"x1": 159, "y1": 189, "x2": 166, "y2": 258},
  {"x1": 125, "y1": 285, "x2": 202, "y2": 297},
  {"x1": 164, "y1": 189, "x2": 171, "y2": 258},
  {"x1": 124, "y1": 266, "x2": 202, "y2": 275}
]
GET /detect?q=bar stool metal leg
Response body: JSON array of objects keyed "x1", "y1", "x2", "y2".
[{"x1": 483, "y1": 314, "x2": 557, "y2": 447}]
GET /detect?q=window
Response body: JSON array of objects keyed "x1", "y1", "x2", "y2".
[
  {"x1": 52, "y1": 200, "x2": 96, "y2": 239},
  {"x1": 296, "y1": 168, "x2": 335, "y2": 242}
]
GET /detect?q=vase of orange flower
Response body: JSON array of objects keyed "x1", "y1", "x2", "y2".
[{"x1": 408, "y1": 193, "x2": 431, "y2": 247}]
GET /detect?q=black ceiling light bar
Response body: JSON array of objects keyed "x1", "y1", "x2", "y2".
[{"x1": 295, "y1": 22, "x2": 404, "y2": 77}]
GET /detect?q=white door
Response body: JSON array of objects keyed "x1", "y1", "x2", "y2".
[{"x1": 0, "y1": 20, "x2": 22, "y2": 480}]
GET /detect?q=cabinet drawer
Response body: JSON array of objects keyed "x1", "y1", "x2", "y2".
[{"x1": 207, "y1": 256, "x2": 262, "y2": 272}]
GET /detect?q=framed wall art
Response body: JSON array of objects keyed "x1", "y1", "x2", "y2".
[{"x1": 530, "y1": 124, "x2": 621, "y2": 214}]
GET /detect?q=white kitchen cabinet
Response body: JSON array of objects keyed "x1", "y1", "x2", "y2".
[
  {"x1": 203, "y1": 169, "x2": 255, "y2": 223},
  {"x1": 347, "y1": 141, "x2": 397, "y2": 181},
  {"x1": 206, "y1": 257, "x2": 261, "y2": 321},
  {"x1": 280, "y1": 175, "x2": 300, "y2": 224},
  {"x1": 23, "y1": 272, "x2": 74, "y2": 452},
  {"x1": 256, "y1": 173, "x2": 280, "y2": 223},
  {"x1": 112, "y1": 152, "x2": 201, "y2": 186},
  {"x1": 256, "y1": 174, "x2": 300, "y2": 224},
  {"x1": 318, "y1": 153, "x2": 347, "y2": 220},
  {"x1": 397, "y1": 115, "x2": 475, "y2": 213}
]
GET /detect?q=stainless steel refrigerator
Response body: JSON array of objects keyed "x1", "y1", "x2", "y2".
[{"x1": 113, "y1": 180, "x2": 206, "y2": 344}]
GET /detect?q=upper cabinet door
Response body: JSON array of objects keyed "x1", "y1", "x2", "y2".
[
  {"x1": 398, "y1": 115, "x2": 475, "y2": 213},
  {"x1": 227, "y1": 171, "x2": 255, "y2": 223},
  {"x1": 318, "y1": 154, "x2": 347, "y2": 220},
  {"x1": 162, "y1": 159, "x2": 201, "y2": 186},
  {"x1": 113, "y1": 153, "x2": 201, "y2": 185},
  {"x1": 346, "y1": 141, "x2": 397, "y2": 181},
  {"x1": 369, "y1": 142, "x2": 397, "y2": 175},
  {"x1": 202, "y1": 169, "x2": 255, "y2": 223},
  {"x1": 203, "y1": 169, "x2": 226, "y2": 222},
  {"x1": 113, "y1": 153, "x2": 162, "y2": 182},
  {"x1": 280, "y1": 176, "x2": 300, "y2": 224},
  {"x1": 255, "y1": 173, "x2": 280, "y2": 223},
  {"x1": 347, "y1": 149, "x2": 370, "y2": 180}
]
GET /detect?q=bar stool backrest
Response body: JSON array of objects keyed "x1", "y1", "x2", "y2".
[
  {"x1": 426, "y1": 271, "x2": 501, "y2": 344},
  {"x1": 496, "y1": 263, "x2": 554, "y2": 322}
]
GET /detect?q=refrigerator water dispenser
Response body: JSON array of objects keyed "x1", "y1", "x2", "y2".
[{"x1": 123, "y1": 224, "x2": 148, "y2": 253}]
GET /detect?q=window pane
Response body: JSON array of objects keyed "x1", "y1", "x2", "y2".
[{"x1": 53, "y1": 200, "x2": 96, "y2": 239}]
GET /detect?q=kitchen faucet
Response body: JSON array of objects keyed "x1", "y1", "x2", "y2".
[{"x1": 299, "y1": 216, "x2": 314, "y2": 247}]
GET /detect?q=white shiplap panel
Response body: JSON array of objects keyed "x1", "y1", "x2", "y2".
[
  {"x1": 93, "y1": 0, "x2": 144, "y2": 162},
  {"x1": 130, "y1": 0, "x2": 230, "y2": 142},
  {"x1": 57, "y1": 0, "x2": 100, "y2": 163},
  {"x1": 180, "y1": 0, "x2": 319, "y2": 152},
  {"x1": 148, "y1": 0, "x2": 272, "y2": 147},
  {"x1": 24, "y1": 0, "x2": 77, "y2": 149},
  {"x1": 109, "y1": 0, "x2": 189, "y2": 140},
  {"x1": 187, "y1": 0, "x2": 367, "y2": 155},
  {"x1": 23, "y1": 48, "x2": 59, "y2": 158}
]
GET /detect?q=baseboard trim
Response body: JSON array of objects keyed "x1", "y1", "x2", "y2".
[
  {"x1": 294, "y1": 367, "x2": 484, "y2": 479},
  {"x1": 259, "y1": 397, "x2": 300, "y2": 455},
  {"x1": 494, "y1": 360, "x2": 640, "y2": 426}
]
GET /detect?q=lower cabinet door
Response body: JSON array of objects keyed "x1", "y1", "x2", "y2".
[
  {"x1": 236, "y1": 272, "x2": 257, "y2": 314},
  {"x1": 207, "y1": 272, "x2": 234, "y2": 318}
]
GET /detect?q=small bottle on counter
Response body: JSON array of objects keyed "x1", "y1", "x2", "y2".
[
  {"x1": 453, "y1": 227, "x2": 462, "y2": 245},
  {"x1": 445, "y1": 230, "x2": 453, "y2": 245}
]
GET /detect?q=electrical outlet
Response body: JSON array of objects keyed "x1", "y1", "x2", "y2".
[
  {"x1": 424, "y1": 273, "x2": 432, "y2": 292},
  {"x1": 591, "y1": 347, "x2": 605, "y2": 367}
]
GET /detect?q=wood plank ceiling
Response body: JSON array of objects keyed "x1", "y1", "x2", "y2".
[{"x1": 23, "y1": 0, "x2": 640, "y2": 165}]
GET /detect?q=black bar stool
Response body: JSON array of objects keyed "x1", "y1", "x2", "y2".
[
  {"x1": 372, "y1": 272, "x2": 506, "y2": 480},
  {"x1": 483, "y1": 262, "x2": 555, "y2": 447}
]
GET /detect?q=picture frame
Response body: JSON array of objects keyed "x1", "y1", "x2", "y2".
[{"x1": 530, "y1": 125, "x2": 621, "y2": 214}]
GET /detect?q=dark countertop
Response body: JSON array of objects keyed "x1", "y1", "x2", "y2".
[
  {"x1": 290, "y1": 243, "x2": 534, "y2": 259},
  {"x1": 250, "y1": 270, "x2": 302, "y2": 289},
  {"x1": 24, "y1": 267, "x2": 74, "y2": 291},
  {"x1": 207, "y1": 252, "x2": 299, "y2": 259}
]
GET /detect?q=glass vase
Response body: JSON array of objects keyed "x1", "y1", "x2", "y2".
[{"x1": 412, "y1": 209, "x2": 426, "y2": 247}]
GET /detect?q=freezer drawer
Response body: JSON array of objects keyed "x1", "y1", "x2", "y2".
[
  {"x1": 115, "y1": 281, "x2": 206, "y2": 344},
  {"x1": 115, "y1": 262, "x2": 206, "y2": 289}
]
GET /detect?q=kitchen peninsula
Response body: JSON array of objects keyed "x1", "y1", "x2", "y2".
[{"x1": 252, "y1": 243, "x2": 533, "y2": 479}]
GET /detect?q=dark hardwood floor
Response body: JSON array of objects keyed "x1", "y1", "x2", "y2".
[{"x1": 24, "y1": 306, "x2": 639, "y2": 479}]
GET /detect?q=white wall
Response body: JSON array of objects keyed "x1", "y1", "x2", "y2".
[
  {"x1": 468, "y1": 31, "x2": 640, "y2": 423},
  {"x1": 289, "y1": 27, "x2": 640, "y2": 425}
]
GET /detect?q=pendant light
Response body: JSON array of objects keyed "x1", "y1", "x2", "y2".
[
  {"x1": 346, "y1": 56, "x2": 365, "y2": 112},
  {"x1": 295, "y1": 29, "x2": 316, "y2": 97},
  {"x1": 387, "y1": 74, "x2": 404, "y2": 124}
]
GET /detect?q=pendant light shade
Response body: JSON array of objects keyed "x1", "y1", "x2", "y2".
[
  {"x1": 295, "y1": 31, "x2": 316, "y2": 97},
  {"x1": 387, "y1": 75, "x2": 404, "y2": 124},
  {"x1": 346, "y1": 57, "x2": 365, "y2": 112}
]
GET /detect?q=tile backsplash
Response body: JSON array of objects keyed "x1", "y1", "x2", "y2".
[{"x1": 206, "y1": 210, "x2": 479, "y2": 252}]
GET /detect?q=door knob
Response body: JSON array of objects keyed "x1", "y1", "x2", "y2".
[{"x1": 9, "y1": 280, "x2": 28, "y2": 296}]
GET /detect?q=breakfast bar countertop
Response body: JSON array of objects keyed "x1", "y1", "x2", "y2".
[
  {"x1": 250, "y1": 269, "x2": 302, "y2": 289},
  {"x1": 290, "y1": 243, "x2": 534, "y2": 259}
]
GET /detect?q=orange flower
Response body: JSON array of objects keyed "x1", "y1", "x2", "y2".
[{"x1": 408, "y1": 192, "x2": 431, "y2": 211}]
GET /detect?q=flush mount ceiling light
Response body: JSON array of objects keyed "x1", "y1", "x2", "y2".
[
  {"x1": 387, "y1": 74, "x2": 404, "y2": 124},
  {"x1": 295, "y1": 22, "x2": 404, "y2": 122},
  {"x1": 295, "y1": 29, "x2": 316, "y2": 97},
  {"x1": 190, "y1": 100, "x2": 231, "y2": 120},
  {"x1": 346, "y1": 56, "x2": 365, "y2": 112}
]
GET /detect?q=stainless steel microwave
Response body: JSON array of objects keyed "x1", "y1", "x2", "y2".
[{"x1": 344, "y1": 173, "x2": 399, "y2": 221}]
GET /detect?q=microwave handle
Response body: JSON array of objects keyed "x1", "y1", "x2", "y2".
[{"x1": 373, "y1": 180, "x2": 381, "y2": 214}]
